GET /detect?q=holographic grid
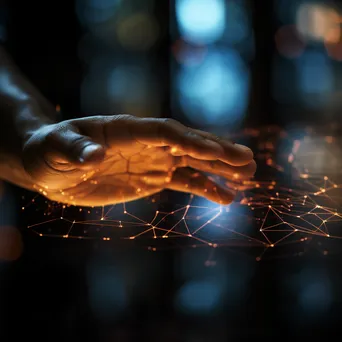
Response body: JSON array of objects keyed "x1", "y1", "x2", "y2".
[{"x1": 21, "y1": 125, "x2": 342, "y2": 260}]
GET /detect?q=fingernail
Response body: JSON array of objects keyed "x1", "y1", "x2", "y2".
[
  {"x1": 81, "y1": 144, "x2": 105, "y2": 163},
  {"x1": 234, "y1": 144, "x2": 253, "y2": 154},
  {"x1": 203, "y1": 139, "x2": 224, "y2": 153}
]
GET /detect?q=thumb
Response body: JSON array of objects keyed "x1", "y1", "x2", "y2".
[{"x1": 44, "y1": 124, "x2": 106, "y2": 166}]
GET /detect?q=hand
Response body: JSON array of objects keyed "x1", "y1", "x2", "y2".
[{"x1": 22, "y1": 115, "x2": 256, "y2": 206}]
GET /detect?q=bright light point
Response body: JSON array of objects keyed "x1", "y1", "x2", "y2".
[
  {"x1": 268, "y1": 205, "x2": 272, "y2": 208},
  {"x1": 162, "y1": 235, "x2": 168, "y2": 238},
  {"x1": 297, "y1": 216, "x2": 300, "y2": 218},
  {"x1": 323, "y1": 220, "x2": 327, "y2": 223},
  {"x1": 101, "y1": 217, "x2": 104, "y2": 221},
  {"x1": 294, "y1": 229, "x2": 298, "y2": 232},
  {"x1": 187, "y1": 234, "x2": 192, "y2": 237},
  {"x1": 63, "y1": 235, "x2": 68, "y2": 238},
  {"x1": 21, "y1": 207, "x2": 25, "y2": 210},
  {"x1": 60, "y1": 217, "x2": 63, "y2": 220},
  {"x1": 324, "y1": 176, "x2": 328, "y2": 180},
  {"x1": 207, "y1": 220, "x2": 211, "y2": 223},
  {"x1": 124, "y1": 211, "x2": 127, "y2": 214},
  {"x1": 186, "y1": 204, "x2": 190, "y2": 208},
  {"x1": 129, "y1": 236, "x2": 135, "y2": 240},
  {"x1": 270, "y1": 244, "x2": 274, "y2": 247},
  {"x1": 176, "y1": 0, "x2": 226, "y2": 45},
  {"x1": 326, "y1": 234, "x2": 330, "y2": 237},
  {"x1": 182, "y1": 217, "x2": 185, "y2": 219}
]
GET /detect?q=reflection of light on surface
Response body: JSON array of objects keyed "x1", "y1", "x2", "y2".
[
  {"x1": 177, "y1": 49, "x2": 249, "y2": 126},
  {"x1": 176, "y1": 280, "x2": 222, "y2": 314},
  {"x1": 296, "y1": 51, "x2": 333, "y2": 106},
  {"x1": 275, "y1": 25, "x2": 305, "y2": 58},
  {"x1": 116, "y1": 12, "x2": 159, "y2": 50},
  {"x1": 176, "y1": 0, "x2": 225, "y2": 45},
  {"x1": 296, "y1": 3, "x2": 341, "y2": 43}
]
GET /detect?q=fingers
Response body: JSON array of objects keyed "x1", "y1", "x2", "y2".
[
  {"x1": 101, "y1": 116, "x2": 225, "y2": 160},
  {"x1": 75, "y1": 115, "x2": 253, "y2": 165},
  {"x1": 182, "y1": 157, "x2": 257, "y2": 179},
  {"x1": 191, "y1": 128, "x2": 254, "y2": 166},
  {"x1": 165, "y1": 168, "x2": 235, "y2": 205},
  {"x1": 42, "y1": 124, "x2": 106, "y2": 168}
]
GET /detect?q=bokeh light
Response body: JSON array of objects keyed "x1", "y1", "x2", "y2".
[
  {"x1": 176, "y1": 0, "x2": 226, "y2": 45},
  {"x1": 177, "y1": 49, "x2": 249, "y2": 127}
]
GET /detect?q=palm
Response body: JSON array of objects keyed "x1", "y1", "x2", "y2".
[
  {"x1": 23, "y1": 115, "x2": 255, "y2": 206},
  {"x1": 66, "y1": 144, "x2": 176, "y2": 206}
]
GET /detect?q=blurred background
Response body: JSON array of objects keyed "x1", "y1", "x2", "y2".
[{"x1": 2, "y1": 0, "x2": 342, "y2": 340}]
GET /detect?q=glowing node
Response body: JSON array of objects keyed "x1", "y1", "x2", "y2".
[
  {"x1": 129, "y1": 236, "x2": 135, "y2": 240},
  {"x1": 124, "y1": 211, "x2": 127, "y2": 214},
  {"x1": 270, "y1": 244, "x2": 274, "y2": 247},
  {"x1": 60, "y1": 217, "x2": 63, "y2": 220},
  {"x1": 100, "y1": 217, "x2": 104, "y2": 221}
]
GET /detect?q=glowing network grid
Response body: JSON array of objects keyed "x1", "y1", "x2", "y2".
[{"x1": 22, "y1": 126, "x2": 342, "y2": 260}]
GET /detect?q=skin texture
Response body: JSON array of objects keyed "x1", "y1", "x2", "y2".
[
  {"x1": 0, "y1": 46, "x2": 256, "y2": 207},
  {"x1": 23, "y1": 115, "x2": 256, "y2": 206}
]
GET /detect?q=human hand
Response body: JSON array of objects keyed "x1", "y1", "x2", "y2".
[{"x1": 22, "y1": 115, "x2": 256, "y2": 206}]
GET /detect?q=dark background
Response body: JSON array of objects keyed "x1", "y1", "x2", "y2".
[{"x1": 2, "y1": 0, "x2": 342, "y2": 340}]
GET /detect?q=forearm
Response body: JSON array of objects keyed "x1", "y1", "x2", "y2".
[{"x1": 0, "y1": 46, "x2": 56, "y2": 189}]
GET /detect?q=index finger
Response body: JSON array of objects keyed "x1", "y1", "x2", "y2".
[
  {"x1": 104, "y1": 116, "x2": 225, "y2": 160},
  {"x1": 191, "y1": 128, "x2": 254, "y2": 166}
]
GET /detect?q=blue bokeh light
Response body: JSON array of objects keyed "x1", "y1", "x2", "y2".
[
  {"x1": 176, "y1": 0, "x2": 226, "y2": 45},
  {"x1": 296, "y1": 50, "x2": 333, "y2": 107},
  {"x1": 177, "y1": 49, "x2": 249, "y2": 127},
  {"x1": 176, "y1": 279, "x2": 222, "y2": 314}
]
